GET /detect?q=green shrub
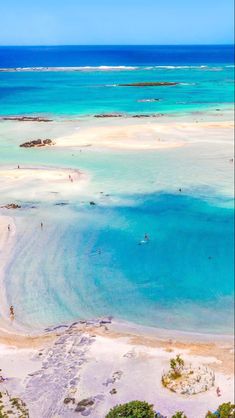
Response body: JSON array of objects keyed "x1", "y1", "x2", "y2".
[
  {"x1": 205, "y1": 402, "x2": 235, "y2": 418},
  {"x1": 105, "y1": 400, "x2": 155, "y2": 418},
  {"x1": 170, "y1": 354, "x2": 184, "y2": 379},
  {"x1": 172, "y1": 412, "x2": 187, "y2": 418}
]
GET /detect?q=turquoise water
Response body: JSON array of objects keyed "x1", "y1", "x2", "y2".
[
  {"x1": 0, "y1": 66, "x2": 234, "y2": 117},
  {"x1": 0, "y1": 46, "x2": 234, "y2": 334},
  {"x1": 5, "y1": 192, "x2": 234, "y2": 333}
]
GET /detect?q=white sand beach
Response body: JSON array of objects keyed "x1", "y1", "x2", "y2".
[
  {"x1": 0, "y1": 319, "x2": 234, "y2": 418},
  {"x1": 0, "y1": 112, "x2": 234, "y2": 417}
]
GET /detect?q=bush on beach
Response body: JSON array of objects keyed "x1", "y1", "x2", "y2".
[
  {"x1": 105, "y1": 400, "x2": 156, "y2": 418},
  {"x1": 205, "y1": 402, "x2": 235, "y2": 418},
  {"x1": 171, "y1": 412, "x2": 187, "y2": 418},
  {"x1": 106, "y1": 400, "x2": 235, "y2": 418}
]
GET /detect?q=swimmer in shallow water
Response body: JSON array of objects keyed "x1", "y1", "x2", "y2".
[
  {"x1": 138, "y1": 233, "x2": 150, "y2": 245},
  {"x1": 144, "y1": 233, "x2": 150, "y2": 241}
]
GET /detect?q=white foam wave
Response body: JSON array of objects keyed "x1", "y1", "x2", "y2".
[
  {"x1": 0, "y1": 64, "x2": 230, "y2": 73},
  {"x1": 0, "y1": 66, "x2": 139, "y2": 72}
]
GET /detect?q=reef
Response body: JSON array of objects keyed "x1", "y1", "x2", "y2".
[
  {"x1": 20, "y1": 139, "x2": 55, "y2": 148},
  {"x1": 1, "y1": 116, "x2": 52, "y2": 122},
  {"x1": 119, "y1": 82, "x2": 178, "y2": 87}
]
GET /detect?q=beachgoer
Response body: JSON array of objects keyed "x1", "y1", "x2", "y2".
[
  {"x1": 144, "y1": 233, "x2": 150, "y2": 241},
  {"x1": 40, "y1": 222, "x2": 43, "y2": 229},
  {"x1": 17, "y1": 165, "x2": 20, "y2": 169},
  {"x1": 216, "y1": 387, "x2": 221, "y2": 397},
  {"x1": 179, "y1": 188, "x2": 182, "y2": 192},
  {"x1": 8, "y1": 224, "x2": 10, "y2": 231},
  {"x1": 10, "y1": 305, "x2": 15, "y2": 319}
]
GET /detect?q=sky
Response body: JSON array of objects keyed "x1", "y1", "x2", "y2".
[{"x1": 0, "y1": 0, "x2": 234, "y2": 45}]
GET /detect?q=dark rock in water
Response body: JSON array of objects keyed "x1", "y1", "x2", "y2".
[
  {"x1": 131, "y1": 113, "x2": 164, "y2": 118},
  {"x1": 94, "y1": 113, "x2": 123, "y2": 118},
  {"x1": 54, "y1": 202, "x2": 69, "y2": 206},
  {"x1": 89, "y1": 201, "x2": 96, "y2": 206},
  {"x1": 137, "y1": 98, "x2": 161, "y2": 102},
  {"x1": 1, "y1": 116, "x2": 52, "y2": 122},
  {"x1": 1, "y1": 203, "x2": 21, "y2": 209},
  {"x1": 20, "y1": 139, "x2": 55, "y2": 148},
  {"x1": 100, "y1": 317, "x2": 112, "y2": 324},
  {"x1": 119, "y1": 82, "x2": 178, "y2": 87},
  {"x1": 43, "y1": 138, "x2": 54, "y2": 145}
]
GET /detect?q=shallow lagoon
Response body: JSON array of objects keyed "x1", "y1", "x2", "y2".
[
  {"x1": 0, "y1": 45, "x2": 234, "y2": 335},
  {"x1": 4, "y1": 190, "x2": 234, "y2": 334}
]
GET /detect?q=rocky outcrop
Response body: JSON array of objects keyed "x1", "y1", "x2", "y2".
[
  {"x1": 131, "y1": 113, "x2": 164, "y2": 118},
  {"x1": 1, "y1": 203, "x2": 21, "y2": 209},
  {"x1": 162, "y1": 366, "x2": 215, "y2": 395},
  {"x1": 75, "y1": 398, "x2": 95, "y2": 413},
  {"x1": 119, "y1": 82, "x2": 178, "y2": 87},
  {"x1": 20, "y1": 139, "x2": 55, "y2": 148},
  {"x1": 93, "y1": 113, "x2": 164, "y2": 118},
  {"x1": 94, "y1": 114, "x2": 123, "y2": 118},
  {"x1": 1, "y1": 116, "x2": 52, "y2": 122}
]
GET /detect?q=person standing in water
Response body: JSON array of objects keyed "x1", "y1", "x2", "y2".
[
  {"x1": 144, "y1": 233, "x2": 150, "y2": 241},
  {"x1": 41, "y1": 222, "x2": 43, "y2": 230},
  {"x1": 10, "y1": 305, "x2": 15, "y2": 320}
]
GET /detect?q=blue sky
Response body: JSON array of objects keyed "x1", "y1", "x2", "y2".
[{"x1": 0, "y1": 0, "x2": 234, "y2": 45}]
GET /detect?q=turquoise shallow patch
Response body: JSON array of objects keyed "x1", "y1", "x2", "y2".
[{"x1": 6, "y1": 193, "x2": 234, "y2": 334}]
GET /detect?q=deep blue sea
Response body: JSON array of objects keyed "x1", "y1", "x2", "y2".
[{"x1": 0, "y1": 45, "x2": 234, "y2": 117}]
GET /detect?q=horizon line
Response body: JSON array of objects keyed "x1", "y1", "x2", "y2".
[{"x1": 0, "y1": 43, "x2": 234, "y2": 47}]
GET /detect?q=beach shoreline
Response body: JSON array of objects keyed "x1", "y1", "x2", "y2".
[
  {"x1": 0, "y1": 317, "x2": 234, "y2": 418},
  {"x1": 0, "y1": 108, "x2": 234, "y2": 417}
]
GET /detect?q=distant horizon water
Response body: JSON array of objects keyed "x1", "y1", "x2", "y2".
[{"x1": 0, "y1": 45, "x2": 234, "y2": 117}]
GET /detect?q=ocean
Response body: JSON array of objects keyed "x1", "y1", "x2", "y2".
[
  {"x1": 0, "y1": 45, "x2": 234, "y2": 334},
  {"x1": 0, "y1": 45, "x2": 234, "y2": 117}
]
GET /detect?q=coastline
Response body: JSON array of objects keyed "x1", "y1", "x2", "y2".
[
  {"x1": 0, "y1": 317, "x2": 234, "y2": 418},
  {"x1": 0, "y1": 108, "x2": 234, "y2": 417}
]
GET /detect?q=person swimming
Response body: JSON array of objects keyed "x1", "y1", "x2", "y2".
[
  {"x1": 138, "y1": 233, "x2": 150, "y2": 245},
  {"x1": 144, "y1": 233, "x2": 150, "y2": 241}
]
